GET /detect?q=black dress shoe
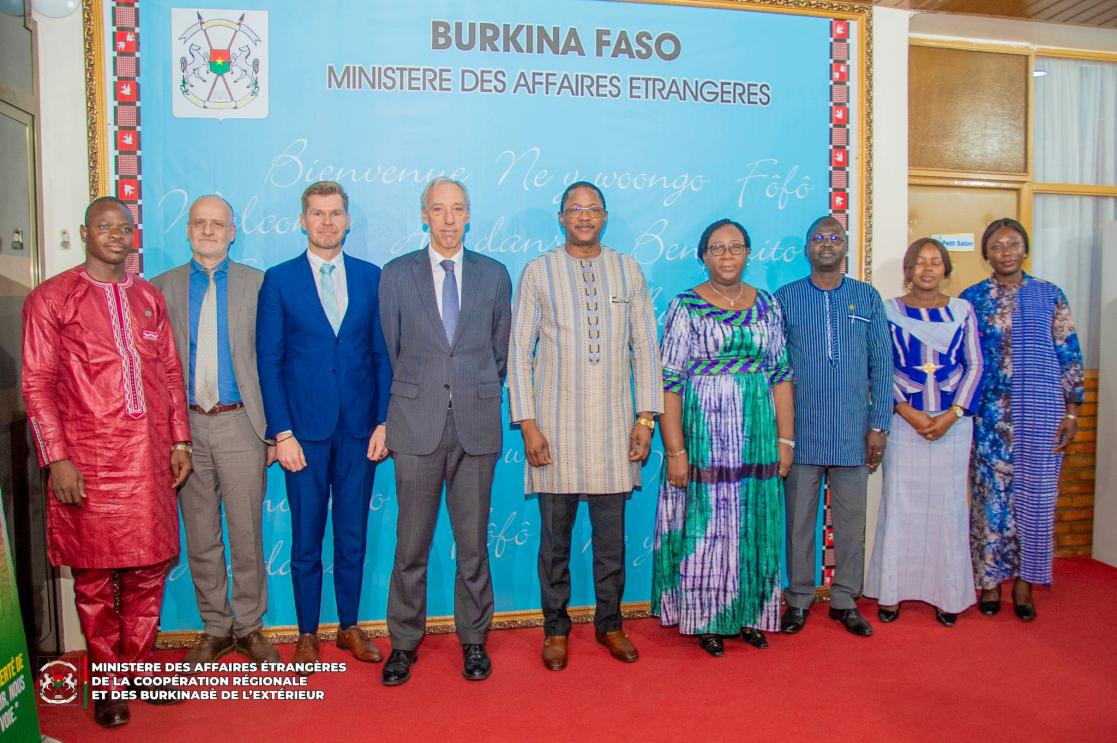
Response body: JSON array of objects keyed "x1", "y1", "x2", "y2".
[
  {"x1": 381, "y1": 649, "x2": 418, "y2": 686},
  {"x1": 698, "y1": 635, "x2": 724, "y2": 657},
  {"x1": 978, "y1": 600, "x2": 1001, "y2": 616},
  {"x1": 94, "y1": 698, "x2": 130, "y2": 728},
  {"x1": 741, "y1": 628, "x2": 768, "y2": 649},
  {"x1": 462, "y1": 644, "x2": 492, "y2": 681},
  {"x1": 780, "y1": 607, "x2": 808, "y2": 634},
  {"x1": 1014, "y1": 603, "x2": 1036, "y2": 622},
  {"x1": 877, "y1": 606, "x2": 900, "y2": 623},
  {"x1": 935, "y1": 609, "x2": 957, "y2": 627},
  {"x1": 829, "y1": 607, "x2": 873, "y2": 637}
]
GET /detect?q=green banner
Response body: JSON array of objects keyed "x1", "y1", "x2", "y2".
[{"x1": 0, "y1": 491, "x2": 40, "y2": 741}]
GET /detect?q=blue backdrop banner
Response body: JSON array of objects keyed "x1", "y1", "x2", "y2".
[{"x1": 101, "y1": 0, "x2": 862, "y2": 630}]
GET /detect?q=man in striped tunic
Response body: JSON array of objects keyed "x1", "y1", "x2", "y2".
[
  {"x1": 508, "y1": 182, "x2": 663, "y2": 670},
  {"x1": 774, "y1": 216, "x2": 892, "y2": 637}
]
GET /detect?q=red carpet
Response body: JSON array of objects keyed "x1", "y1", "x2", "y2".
[{"x1": 37, "y1": 557, "x2": 1117, "y2": 742}]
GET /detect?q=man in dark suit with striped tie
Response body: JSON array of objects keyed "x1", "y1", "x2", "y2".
[{"x1": 378, "y1": 178, "x2": 512, "y2": 685}]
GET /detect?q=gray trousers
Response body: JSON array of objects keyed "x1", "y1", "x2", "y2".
[
  {"x1": 387, "y1": 412, "x2": 496, "y2": 651},
  {"x1": 180, "y1": 408, "x2": 269, "y2": 637},
  {"x1": 785, "y1": 464, "x2": 868, "y2": 611},
  {"x1": 538, "y1": 492, "x2": 626, "y2": 636}
]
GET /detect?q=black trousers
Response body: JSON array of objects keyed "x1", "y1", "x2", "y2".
[{"x1": 537, "y1": 492, "x2": 627, "y2": 636}]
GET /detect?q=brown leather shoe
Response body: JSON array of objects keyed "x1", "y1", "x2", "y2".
[
  {"x1": 292, "y1": 632, "x2": 320, "y2": 674},
  {"x1": 595, "y1": 629, "x2": 638, "y2": 663},
  {"x1": 183, "y1": 633, "x2": 235, "y2": 671},
  {"x1": 236, "y1": 630, "x2": 280, "y2": 664},
  {"x1": 541, "y1": 635, "x2": 568, "y2": 671},
  {"x1": 336, "y1": 625, "x2": 382, "y2": 662}
]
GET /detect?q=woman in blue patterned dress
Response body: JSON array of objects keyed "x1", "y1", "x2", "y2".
[
  {"x1": 651, "y1": 219, "x2": 795, "y2": 657},
  {"x1": 865, "y1": 238, "x2": 983, "y2": 627},
  {"x1": 961, "y1": 218, "x2": 1085, "y2": 621}
]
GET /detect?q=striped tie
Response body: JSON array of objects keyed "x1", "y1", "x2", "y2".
[{"x1": 319, "y1": 262, "x2": 341, "y2": 334}]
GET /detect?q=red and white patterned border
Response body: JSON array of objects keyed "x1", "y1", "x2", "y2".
[
  {"x1": 110, "y1": 0, "x2": 143, "y2": 275},
  {"x1": 828, "y1": 19, "x2": 850, "y2": 232},
  {"x1": 819, "y1": 17, "x2": 853, "y2": 590}
]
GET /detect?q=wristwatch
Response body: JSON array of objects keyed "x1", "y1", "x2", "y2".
[
  {"x1": 870, "y1": 428, "x2": 889, "y2": 437},
  {"x1": 951, "y1": 405, "x2": 964, "y2": 419},
  {"x1": 172, "y1": 442, "x2": 193, "y2": 455},
  {"x1": 637, "y1": 417, "x2": 656, "y2": 431}
]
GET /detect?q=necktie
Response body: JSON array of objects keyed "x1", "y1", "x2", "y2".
[
  {"x1": 319, "y1": 262, "x2": 341, "y2": 334},
  {"x1": 441, "y1": 259, "x2": 459, "y2": 344},
  {"x1": 195, "y1": 267, "x2": 219, "y2": 411}
]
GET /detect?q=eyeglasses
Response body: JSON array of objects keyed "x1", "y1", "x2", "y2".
[
  {"x1": 706, "y1": 243, "x2": 747, "y2": 257},
  {"x1": 562, "y1": 205, "x2": 605, "y2": 217},
  {"x1": 810, "y1": 233, "x2": 845, "y2": 243}
]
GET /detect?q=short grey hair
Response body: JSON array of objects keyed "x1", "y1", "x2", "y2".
[
  {"x1": 420, "y1": 177, "x2": 470, "y2": 211},
  {"x1": 190, "y1": 194, "x2": 235, "y2": 223}
]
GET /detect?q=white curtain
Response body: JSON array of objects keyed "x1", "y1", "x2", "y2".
[
  {"x1": 1032, "y1": 57, "x2": 1117, "y2": 369},
  {"x1": 1035, "y1": 57, "x2": 1117, "y2": 184},
  {"x1": 1033, "y1": 195, "x2": 1115, "y2": 369}
]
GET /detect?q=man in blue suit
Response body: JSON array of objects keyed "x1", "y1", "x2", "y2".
[{"x1": 256, "y1": 180, "x2": 392, "y2": 671}]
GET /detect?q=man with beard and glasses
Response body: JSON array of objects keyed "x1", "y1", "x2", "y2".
[
  {"x1": 151, "y1": 195, "x2": 280, "y2": 669},
  {"x1": 256, "y1": 181, "x2": 392, "y2": 671}
]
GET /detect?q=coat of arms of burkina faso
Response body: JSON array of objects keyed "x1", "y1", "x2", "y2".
[{"x1": 178, "y1": 11, "x2": 262, "y2": 111}]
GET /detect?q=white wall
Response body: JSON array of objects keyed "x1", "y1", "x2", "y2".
[
  {"x1": 864, "y1": 7, "x2": 912, "y2": 565},
  {"x1": 1094, "y1": 222, "x2": 1117, "y2": 567},
  {"x1": 35, "y1": 8, "x2": 88, "y2": 280},
  {"x1": 33, "y1": 5, "x2": 87, "y2": 654}
]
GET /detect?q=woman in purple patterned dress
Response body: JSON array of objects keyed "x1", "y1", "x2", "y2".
[{"x1": 651, "y1": 219, "x2": 795, "y2": 657}]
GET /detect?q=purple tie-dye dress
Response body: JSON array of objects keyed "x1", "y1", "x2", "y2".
[{"x1": 651, "y1": 289, "x2": 793, "y2": 634}]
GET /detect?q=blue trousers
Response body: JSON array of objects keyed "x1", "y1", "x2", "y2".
[{"x1": 284, "y1": 429, "x2": 376, "y2": 634}]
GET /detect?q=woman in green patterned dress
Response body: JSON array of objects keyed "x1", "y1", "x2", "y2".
[{"x1": 651, "y1": 218, "x2": 795, "y2": 657}]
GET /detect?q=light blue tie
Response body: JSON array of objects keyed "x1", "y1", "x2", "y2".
[
  {"x1": 318, "y1": 262, "x2": 341, "y2": 334},
  {"x1": 440, "y1": 259, "x2": 459, "y2": 344}
]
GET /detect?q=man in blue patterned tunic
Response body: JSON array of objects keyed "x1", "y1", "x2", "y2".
[{"x1": 774, "y1": 216, "x2": 891, "y2": 638}]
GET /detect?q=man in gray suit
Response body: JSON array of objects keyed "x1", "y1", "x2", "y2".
[
  {"x1": 378, "y1": 178, "x2": 512, "y2": 686},
  {"x1": 151, "y1": 195, "x2": 279, "y2": 667}
]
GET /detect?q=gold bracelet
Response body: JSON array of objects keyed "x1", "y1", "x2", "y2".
[
  {"x1": 171, "y1": 442, "x2": 193, "y2": 455},
  {"x1": 666, "y1": 449, "x2": 687, "y2": 457},
  {"x1": 637, "y1": 417, "x2": 656, "y2": 431}
]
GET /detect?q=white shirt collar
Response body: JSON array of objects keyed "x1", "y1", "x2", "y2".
[
  {"x1": 428, "y1": 245, "x2": 464, "y2": 272},
  {"x1": 307, "y1": 249, "x2": 345, "y2": 272}
]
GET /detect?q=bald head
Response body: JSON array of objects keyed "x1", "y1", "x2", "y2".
[
  {"x1": 187, "y1": 194, "x2": 236, "y2": 267},
  {"x1": 805, "y1": 216, "x2": 845, "y2": 242}
]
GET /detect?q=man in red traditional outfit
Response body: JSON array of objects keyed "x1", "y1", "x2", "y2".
[{"x1": 22, "y1": 197, "x2": 193, "y2": 728}]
